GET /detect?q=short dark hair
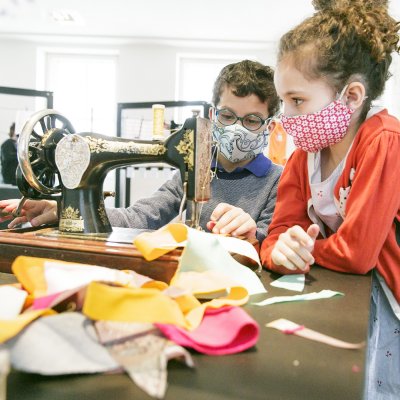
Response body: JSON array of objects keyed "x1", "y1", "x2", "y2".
[{"x1": 212, "y1": 60, "x2": 280, "y2": 117}]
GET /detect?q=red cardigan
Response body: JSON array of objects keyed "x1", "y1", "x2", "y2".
[{"x1": 260, "y1": 110, "x2": 400, "y2": 302}]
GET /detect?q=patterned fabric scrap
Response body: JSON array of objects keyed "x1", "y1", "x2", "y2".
[{"x1": 95, "y1": 321, "x2": 194, "y2": 399}]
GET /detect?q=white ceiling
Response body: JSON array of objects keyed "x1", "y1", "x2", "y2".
[
  {"x1": 0, "y1": 0, "x2": 399, "y2": 46},
  {"x1": 0, "y1": 0, "x2": 316, "y2": 44}
]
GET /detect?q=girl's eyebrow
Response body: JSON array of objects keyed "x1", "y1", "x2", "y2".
[{"x1": 284, "y1": 90, "x2": 307, "y2": 96}]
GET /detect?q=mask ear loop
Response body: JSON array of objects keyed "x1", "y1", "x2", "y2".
[
  {"x1": 338, "y1": 84, "x2": 349, "y2": 101},
  {"x1": 260, "y1": 118, "x2": 273, "y2": 147},
  {"x1": 338, "y1": 83, "x2": 369, "y2": 108},
  {"x1": 209, "y1": 114, "x2": 220, "y2": 181}
]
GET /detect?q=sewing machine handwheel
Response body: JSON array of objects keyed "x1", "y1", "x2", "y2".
[
  {"x1": 16, "y1": 166, "x2": 43, "y2": 198},
  {"x1": 17, "y1": 109, "x2": 75, "y2": 195}
]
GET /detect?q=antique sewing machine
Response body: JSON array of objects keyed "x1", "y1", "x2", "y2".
[{"x1": 14, "y1": 109, "x2": 212, "y2": 236}]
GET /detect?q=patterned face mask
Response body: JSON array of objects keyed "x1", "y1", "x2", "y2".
[
  {"x1": 212, "y1": 123, "x2": 268, "y2": 163},
  {"x1": 280, "y1": 88, "x2": 354, "y2": 153}
]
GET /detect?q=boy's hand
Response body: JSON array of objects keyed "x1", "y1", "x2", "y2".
[
  {"x1": 0, "y1": 199, "x2": 58, "y2": 228},
  {"x1": 271, "y1": 224, "x2": 320, "y2": 272},
  {"x1": 207, "y1": 203, "x2": 257, "y2": 239}
]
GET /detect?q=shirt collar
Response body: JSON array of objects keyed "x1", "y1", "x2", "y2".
[{"x1": 211, "y1": 153, "x2": 272, "y2": 177}]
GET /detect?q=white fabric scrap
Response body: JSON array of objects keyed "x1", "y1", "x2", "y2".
[
  {"x1": 6, "y1": 313, "x2": 120, "y2": 374},
  {"x1": 0, "y1": 286, "x2": 27, "y2": 319},
  {"x1": 270, "y1": 274, "x2": 305, "y2": 292},
  {"x1": 252, "y1": 290, "x2": 343, "y2": 306},
  {"x1": 43, "y1": 261, "x2": 146, "y2": 295}
]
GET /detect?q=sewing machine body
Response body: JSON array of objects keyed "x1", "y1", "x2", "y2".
[{"x1": 16, "y1": 109, "x2": 212, "y2": 235}]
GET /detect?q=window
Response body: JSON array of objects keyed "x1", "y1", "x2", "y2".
[
  {"x1": 43, "y1": 50, "x2": 117, "y2": 134},
  {"x1": 38, "y1": 49, "x2": 118, "y2": 205},
  {"x1": 175, "y1": 54, "x2": 255, "y2": 120}
]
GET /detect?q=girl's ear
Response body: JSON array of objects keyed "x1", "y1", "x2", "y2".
[{"x1": 345, "y1": 82, "x2": 366, "y2": 111}]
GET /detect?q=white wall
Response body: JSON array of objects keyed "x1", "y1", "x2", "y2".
[
  {"x1": 117, "y1": 42, "x2": 277, "y2": 104},
  {"x1": 0, "y1": 40, "x2": 38, "y2": 142},
  {"x1": 0, "y1": 40, "x2": 36, "y2": 88}
]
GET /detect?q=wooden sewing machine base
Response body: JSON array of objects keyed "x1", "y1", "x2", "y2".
[
  {"x1": 0, "y1": 226, "x2": 180, "y2": 283},
  {"x1": 0, "y1": 226, "x2": 260, "y2": 283}
]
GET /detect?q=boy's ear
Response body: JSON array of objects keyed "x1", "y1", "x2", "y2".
[{"x1": 345, "y1": 82, "x2": 366, "y2": 110}]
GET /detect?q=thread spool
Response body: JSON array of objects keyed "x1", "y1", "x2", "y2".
[{"x1": 152, "y1": 104, "x2": 165, "y2": 139}]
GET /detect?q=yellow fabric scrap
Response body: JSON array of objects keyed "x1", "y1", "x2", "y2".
[
  {"x1": 134, "y1": 223, "x2": 187, "y2": 261},
  {"x1": 0, "y1": 309, "x2": 55, "y2": 343},
  {"x1": 12, "y1": 256, "x2": 48, "y2": 297}
]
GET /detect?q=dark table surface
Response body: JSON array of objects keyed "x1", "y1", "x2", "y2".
[{"x1": 1, "y1": 265, "x2": 371, "y2": 400}]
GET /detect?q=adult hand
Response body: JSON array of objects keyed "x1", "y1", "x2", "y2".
[
  {"x1": 271, "y1": 224, "x2": 320, "y2": 272},
  {"x1": 206, "y1": 203, "x2": 257, "y2": 239},
  {"x1": 0, "y1": 198, "x2": 58, "y2": 228}
]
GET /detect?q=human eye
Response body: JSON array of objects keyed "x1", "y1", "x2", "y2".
[
  {"x1": 218, "y1": 110, "x2": 236, "y2": 124},
  {"x1": 292, "y1": 98, "x2": 304, "y2": 106},
  {"x1": 244, "y1": 115, "x2": 262, "y2": 129}
]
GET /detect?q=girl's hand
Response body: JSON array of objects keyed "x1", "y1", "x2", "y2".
[
  {"x1": 206, "y1": 203, "x2": 257, "y2": 240},
  {"x1": 0, "y1": 199, "x2": 58, "y2": 228},
  {"x1": 271, "y1": 224, "x2": 320, "y2": 272}
]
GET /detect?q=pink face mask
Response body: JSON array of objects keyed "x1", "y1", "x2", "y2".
[{"x1": 280, "y1": 90, "x2": 354, "y2": 153}]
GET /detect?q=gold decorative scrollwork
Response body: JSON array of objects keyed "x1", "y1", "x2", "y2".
[
  {"x1": 98, "y1": 201, "x2": 108, "y2": 226},
  {"x1": 85, "y1": 136, "x2": 166, "y2": 155},
  {"x1": 59, "y1": 205, "x2": 84, "y2": 232},
  {"x1": 175, "y1": 129, "x2": 194, "y2": 170}
]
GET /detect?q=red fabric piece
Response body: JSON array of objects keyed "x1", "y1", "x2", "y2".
[{"x1": 156, "y1": 306, "x2": 259, "y2": 356}]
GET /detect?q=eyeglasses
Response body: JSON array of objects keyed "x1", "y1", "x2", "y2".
[{"x1": 215, "y1": 108, "x2": 270, "y2": 132}]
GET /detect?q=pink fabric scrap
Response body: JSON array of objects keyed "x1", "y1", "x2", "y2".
[
  {"x1": 31, "y1": 286, "x2": 86, "y2": 311},
  {"x1": 156, "y1": 306, "x2": 259, "y2": 356},
  {"x1": 32, "y1": 292, "x2": 61, "y2": 310},
  {"x1": 283, "y1": 325, "x2": 305, "y2": 335}
]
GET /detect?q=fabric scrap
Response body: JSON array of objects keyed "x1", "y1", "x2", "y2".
[
  {"x1": 266, "y1": 318, "x2": 365, "y2": 349},
  {"x1": 156, "y1": 305, "x2": 259, "y2": 355},
  {"x1": 0, "y1": 285, "x2": 27, "y2": 319},
  {"x1": 252, "y1": 289, "x2": 343, "y2": 306},
  {"x1": 0, "y1": 309, "x2": 54, "y2": 344},
  {"x1": 95, "y1": 321, "x2": 194, "y2": 398},
  {"x1": 179, "y1": 227, "x2": 266, "y2": 295},
  {"x1": 6, "y1": 313, "x2": 120, "y2": 374},
  {"x1": 270, "y1": 274, "x2": 305, "y2": 292}
]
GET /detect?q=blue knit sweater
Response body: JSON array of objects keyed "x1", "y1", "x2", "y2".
[{"x1": 107, "y1": 163, "x2": 282, "y2": 242}]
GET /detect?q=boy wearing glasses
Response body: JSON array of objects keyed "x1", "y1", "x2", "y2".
[
  {"x1": 1, "y1": 60, "x2": 282, "y2": 242},
  {"x1": 205, "y1": 60, "x2": 282, "y2": 241}
]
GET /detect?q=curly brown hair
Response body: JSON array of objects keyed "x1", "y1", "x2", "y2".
[
  {"x1": 212, "y1": 60, "x2": 280, "y2": 117},
  {"x1": 278, "y1": 0, "x2": 400, "y2": 119}
]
